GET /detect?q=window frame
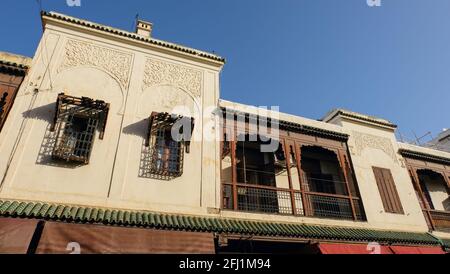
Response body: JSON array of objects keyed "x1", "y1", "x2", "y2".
[
  {"x1": 372, "y1": 166, "x2": 405, "y2": 215},
  {"x1": 220, "y1": 115, "x2": 366, "y2": 221},
  {"x1": 145, "y1": 112, "x2": 195, "y2": 179},
  {"x1": 50, "y1": 93, "x2": 110, "y2": 165}
]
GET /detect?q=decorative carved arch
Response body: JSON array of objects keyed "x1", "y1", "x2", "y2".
[
  {"x1": 54, "y1": 66, "x2": 126, "y2": 113},
  {"x1": 58, "y1": 39, "x2": 133, "y2": 91},
  {"x1": 140, "y1": 84, "x2": 202, "y2": 121},
  {"x1": 299, "y1": 144, "x2": 346, "y2": 181},
  {"x1": 142, "y1": 58, "x2": 203, "y2": 98},
  {"x1": 351, "y1": 131, "x2": 398, "y2": 163},
  {"x1": 299, "y1": 144, "x2": 339, "y2": 160}
]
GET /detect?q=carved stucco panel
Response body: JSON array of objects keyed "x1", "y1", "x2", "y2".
[
  {"x1": 352, "y1": 131, "x2": 398, "y2": 163},
  {"x1": 142, "y1": 58, "x2": 202, "y2": 98},
  {"x1": 58, "y1": 39, "x2": 132, "y2": 89}
]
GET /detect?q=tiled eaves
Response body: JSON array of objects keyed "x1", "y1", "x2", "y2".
[
  {"x1": 221, "y1": 107, "x2": 349, "y2": 142},
  {"x1": 324, "y1": 109, "x2": 398, "y2": 129},
  {"x1": 41, "y1": 11, "x2": 226, "y2": 65},
  {"x1": 442, "y1": 238, "x2": 450, "y2": 248},
  {"x1": 0, "y1": 199, "x2": 441, "y2": 246},
  {"x1": 0, "y1": 60, "x2": 29, "y2": 75},
  {"x1": 399, "y1": 149, "x2": 450, "y2": 166}
]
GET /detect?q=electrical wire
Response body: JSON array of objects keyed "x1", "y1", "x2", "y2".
[{"x1": 0, "y1": 0, "x2": 54, "y2": 189}]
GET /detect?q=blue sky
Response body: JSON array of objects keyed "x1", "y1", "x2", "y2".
[{"x1": 1, "y1": 0, "x2": 449, "y2": 143}]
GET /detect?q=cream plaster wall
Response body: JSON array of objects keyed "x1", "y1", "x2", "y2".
[
  {"x1": 1, "y1": 14, "x2": 449, "y2": 239},
  {"x1": 0, "y1": 18, "x2": 222, "y2": 216},
  {"x1": 326, "y1": 117, "x2": 429, "y2": 232},
  {"x1": 217, "y1": 101, "x2": 436, "y2": 233}
]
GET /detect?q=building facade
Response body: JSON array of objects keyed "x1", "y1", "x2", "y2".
[
  {"x1": 0, "y1": 52, "x2": 31, "y2": 132},
  {"x1": 427, "y1": 129, "x2": 450, "y2": 153},
  {"x1": 0, "y1": 11, "x2": 448, "y2": 254}
]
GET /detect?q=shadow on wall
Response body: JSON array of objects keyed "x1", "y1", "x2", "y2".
[
  {"x1": 122, "y1": 118, "x2": 148, "y2": 139},
  {"x1": 123, "y1": 119, "x2": 179, "y2": 181},
  {"x1": 22, "y1": 103, "x2": 55, "y2": 124},
  {"x1": 24, "y1": 103, "x2": 85, "y2": 169},
  {"x1": 35, "y1": 124, "x2": 85, "y2": 169}
]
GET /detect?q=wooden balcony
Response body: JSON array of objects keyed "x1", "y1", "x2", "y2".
[
  {"x1": 429, "y1": 210, "x2": 450, "y2": 231},
  {"x1": 222, "y1": 177, "x2": 365, "y2": 221}
]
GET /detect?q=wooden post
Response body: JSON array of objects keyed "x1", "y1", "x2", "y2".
[
  {"x1": 409, "y1": 168, "x2": 436, "y2": 231},
  {"x1": 294, "y1": 142, "x2": 310, "y2": 216},
  {"x1": 231, "y1": 121, "x2": 238, "y2": 211},
  {"x1": 337, "y1": 150, "x2": 358, "y2": 221},
  {"x1": 283, "y1": 139, "x2": 296, "y2": 215}
]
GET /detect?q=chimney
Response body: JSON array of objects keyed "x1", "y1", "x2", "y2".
[{"x1": 136, "y1": 19, "x2": 153, "y2": 37}]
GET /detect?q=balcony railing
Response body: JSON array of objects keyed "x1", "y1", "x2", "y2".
[
  {"x1": 302, "y1": 176, "x2": 349, "y2": 196},
  {"x1": 429, "y1": 210, "x2": 450, "y2": 231},
  {"x1": 223, "y1": 177, "x2": 365, "y2": 221}
]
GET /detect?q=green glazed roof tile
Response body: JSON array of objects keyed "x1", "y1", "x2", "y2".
[
  {"x1": 5, "y1": 201, "x2": 20, "y2": 215},
  {"x1": 204, "y1": 217, "x2": 214, "y2": 230},
  {"x1": 0, "y1": 200, "x2": 445, "y2": 247},
  {"x1": 177, "y1": 215, "x2": 187, "y2": 229},
  {"x1": 221, "y1": 219, "x2": 233, "y2": 232},
  {"x1": 110, "y1": 210, "x2": 119, "y2": 224},
  {"x1": 196, "y1": 217, "x2": 205, "y2": 229},
  {"x1": 154, "y1": 214, "x2": 162, "y2": 227},
  {"x1": 74, "y1": 207, "x2": 83, "y2": 220},
  {"x1": 123, "y1": 211, "x2": 130, "y2": 224},
  {"x1": 53, "y1": 205, "x2": 65, "y2": 219},
  {"x1": 247, "y1": 221, "x2": 260, "y2": 234},
  {"x1": 0, "y1": 201, "x2": 11, "y2": 213},
  {"x1": 148, "y1": 213, "x2": 157, "y2": 226},
  {"x1": 83, "y1": 208, "x2": 92, "y2": 220},
  {"x1": 117, "y1": 211, "x2": 125, "y2": 224},
  {"x1": 103, "y1": 210, "x2": 111, "y2": 222},
  {"x1": 30, "y1": 203, "x2": 43, "y2": 216},
  {"x1": 163, "y1": 214, "x2": 171, "y2": 228},
  {"x1": 44, "y1": 205, "x2": 57, "y2": 218},
  {"x1": 442, "y1": 238, "x2": 450, "y2": 248},
  {"x1": 194, "y1": 217, "x2": 205, "y2": 231},
  {"x1": 61, "y1": 206, "x2": 72, "y2": 219},
  {"x1": 130, "y1": 212, "x2": 137, "y2": 224},
  {"x1": 39, "y1": 204, "x2": 50, "y2": 217},
  {"x1": 14, "y1": 202, "x2": 28, "y2": 216},
  {"x1": 89, "y1": 208, "x2": 98, "y2": 222}
]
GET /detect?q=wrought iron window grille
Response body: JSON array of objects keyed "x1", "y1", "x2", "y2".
[
  {"x1": 145, "y1": 112, "x2": 195, "y2": 179},
  {"x1": 50, "y1": 93, "x2": 110, "y2": 164}
]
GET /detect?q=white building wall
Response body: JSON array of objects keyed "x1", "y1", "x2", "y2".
[
  {"x1": 0, "y1": 13, "x2": 448, "y2": 239},
  {"x1": 326, "y1": 117, "x2": 429, "y2": 232},
  {"x1": 0, "y1": 18, "x2": 223, "y2": 216}
]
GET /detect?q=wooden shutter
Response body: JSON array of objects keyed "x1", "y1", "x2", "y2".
[{"x1": 372, "y1": 167, "x2": 404, "y2": 214}]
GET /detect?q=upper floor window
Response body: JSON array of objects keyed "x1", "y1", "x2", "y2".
[
  {"x1": 51, "y1": 93, "x2": 109, "y2": 165},
  {"x1": 221, "y1": 132, "x2": 366, "y2": 221},
  {"x1": 146, "y1": 112, "x2": 194, "y2": 180},
  {"x1": 372, "y1": 167, "x2": 404, "y2": 214}
]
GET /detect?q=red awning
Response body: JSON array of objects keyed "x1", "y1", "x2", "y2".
[
  {"x1": 389, "y1": 246, "x2": 445, "y2": 254},
  {"x1": 0, "y1": 218, "x2": 40, "y2": 254},
  {"x1": 318, "y1": 243, "x2": 393, "y2": 254},
  {"x1": 36, "y1": 222, "x2": 215, "y2": 254},
  {"x1": 318, "y1": 243, "x2": 446, "y2": 254}
]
